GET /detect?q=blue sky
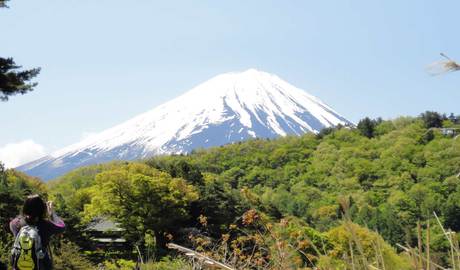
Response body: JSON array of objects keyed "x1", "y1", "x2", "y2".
[{"x1": 1, "y1": 0, "x2": 459, "y2": 167}]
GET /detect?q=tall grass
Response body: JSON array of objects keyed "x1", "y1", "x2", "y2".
[{"x1": 161, "y1": 210, "x2": 460, "y2": 270}]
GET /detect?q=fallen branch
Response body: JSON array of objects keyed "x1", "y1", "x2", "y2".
[{"x1": 167, "y1": 243, "x2": 235, "y2": 270}]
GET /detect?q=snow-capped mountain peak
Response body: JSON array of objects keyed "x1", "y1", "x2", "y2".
[{"x1": 18, "y1": 69, "x2": 351, "y2": 180}]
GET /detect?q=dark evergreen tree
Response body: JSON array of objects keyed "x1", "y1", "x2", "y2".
[
  {"x1": 420, "y1": 111, "x2": 443, "y2": 128},
  {"x1": 448, "y1": 113, "x2": 458, "y2": 124},
  {"x1": 0, "y1": 162, "x2": 6, "y2": 186},
  {"x1": 357, "y1": 117, "x2": 376, "y2": 138},
  {"x1": 377, "y1": 206, "x2": 406, "y2": 246},
  {"x1": 1, "y1": 0, "x2": 40, "y2": 101},
  {"x1": 316, "y1": 125, "x2": 343, "y2": 139},
  {"x1": 0, "y1": 57, "x2": 41, "y2": 101},
  {"x1": 316, "y1": 127, "x2": 334, "y2": 139},
  {"x1": 443, "y1": 192, "x2": 460, "y2": 231}
]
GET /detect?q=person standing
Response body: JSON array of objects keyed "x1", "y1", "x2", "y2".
[{"x1": 10, "y1": 194, "x2": 65, "y2": 270}]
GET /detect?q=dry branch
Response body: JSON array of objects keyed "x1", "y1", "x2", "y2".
[{"x1": 167, "y1": 243, "x2": 235, "y2": 270}]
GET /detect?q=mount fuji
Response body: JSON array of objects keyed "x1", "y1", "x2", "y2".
[{"x1": 18, "y1": 69, "x2": 352, "y2": 180}]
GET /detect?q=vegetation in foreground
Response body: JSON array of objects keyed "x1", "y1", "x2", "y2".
[{"x1": 1, "y1": 111, "x2": 460, "y2": 269}]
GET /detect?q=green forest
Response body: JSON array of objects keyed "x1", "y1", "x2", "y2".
[{"x1": 1, "y1": 111, "x2": 460, "y2": 270}]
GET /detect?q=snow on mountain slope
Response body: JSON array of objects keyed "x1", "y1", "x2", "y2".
[{"x1": 18, "y1": 69, "x2": 352, "y2": 180}]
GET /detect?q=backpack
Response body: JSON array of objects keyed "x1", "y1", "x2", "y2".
[{"x1": 11, "y1": 225, "x2": 45, "y2": 270}]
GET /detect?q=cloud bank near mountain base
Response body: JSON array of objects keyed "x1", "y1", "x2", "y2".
[{"x1": 0, "y1": 140, "x2": 47, "y2": 168}]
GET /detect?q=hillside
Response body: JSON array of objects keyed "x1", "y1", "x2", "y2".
[{"x1": 2, "y1": 113, "x2": 460, "y2": 269}]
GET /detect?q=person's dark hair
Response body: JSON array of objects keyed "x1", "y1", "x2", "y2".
[{"x1": 22, "y1": 194, "x2": 46, "y2": 224}]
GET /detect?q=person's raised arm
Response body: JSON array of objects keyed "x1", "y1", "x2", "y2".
[
  {"x1": 47, "y1": 201, "x2": 65, "y2": 229},
  {"x1": 9, "y1": 217, "x2": 21, "y2": 237}
]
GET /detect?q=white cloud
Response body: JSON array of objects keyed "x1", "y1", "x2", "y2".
[{"x1": 0, "y1": 140, "x2": 47, "y2": 168}]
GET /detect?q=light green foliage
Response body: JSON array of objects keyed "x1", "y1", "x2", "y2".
[
  {"x1": 41, "y1": 112, "x2": 460, "y2": 268},
  {"x1": 83, "y1": 163, "x2": 199, "y2": 246},
  {"x1": 103, "y1": 259, "x2": 136, "y2": 270},
  {"x1": 140, "y1": 257, "x2": 191, "y2": 270},
  {"x1": 49, "y1": 164, "x2": 112, "y2": 198},
  {"x1": 0, "y1": 166, "x2": 81, "y2": 267},
  {"x1": 326, "y1": 222, "x2": 412, "y2": 269},
  {"x1": 48, "y1": 162, "x2": 126, "y2": 249},
  {"x1": 103, "y1": 257, "x2": 191, "y2": 270},
  {"x1": 53, "y1": 241, "x2": 95, "y2": 270}
]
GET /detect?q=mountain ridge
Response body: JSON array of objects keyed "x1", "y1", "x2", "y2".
[{"x1": 18, "y1": 69, "x2": 352, "y2": 180}]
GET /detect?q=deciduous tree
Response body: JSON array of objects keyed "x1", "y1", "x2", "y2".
[{"x1": 84, "y1": 163, "x2": 199, "y2": 252}]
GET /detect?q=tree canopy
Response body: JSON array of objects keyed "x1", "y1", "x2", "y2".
[
  {"x1": 0, "y1": 1, "x2": 41, "y2": 101},
  {"x1": 0, "y1": 57, "x2": 40, "y2": 101},
  {"x1": 2, "y1": 112, "x2": 460, "y2": 268}
]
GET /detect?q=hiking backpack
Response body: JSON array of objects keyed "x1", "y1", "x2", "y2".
[{"x1": 11, "y1": 225, "x2": 45, "y2": 270}]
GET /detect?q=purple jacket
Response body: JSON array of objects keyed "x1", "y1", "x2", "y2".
[{"x1": 10, "y1": 216, "x2": 65, "y2": 248}]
